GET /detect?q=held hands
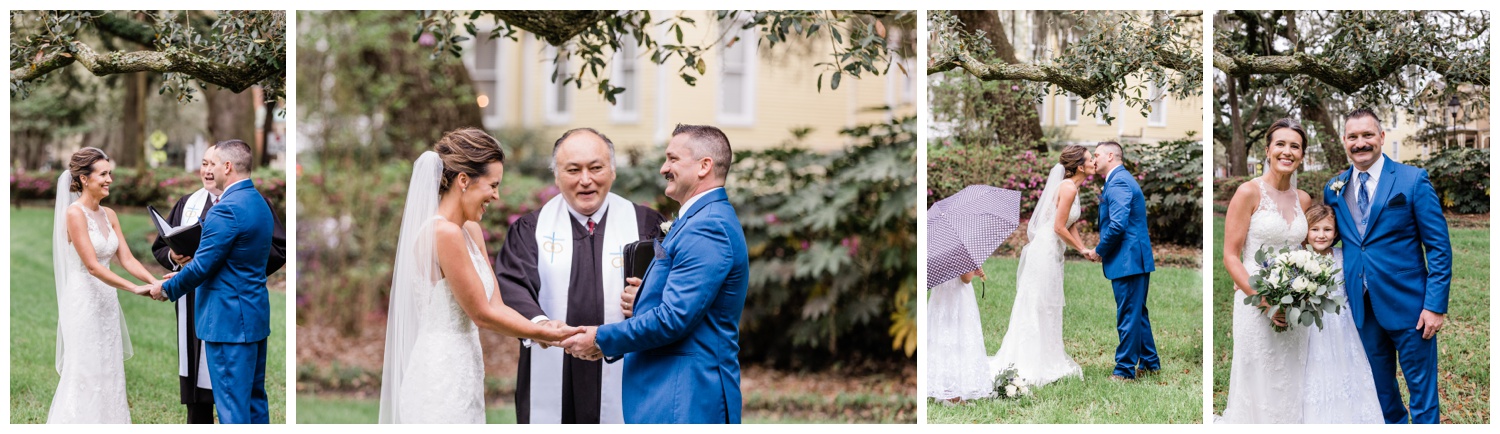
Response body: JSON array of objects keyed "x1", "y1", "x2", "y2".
[
  {"x1": 1416, "y1": 309, "x2": 1446, "y2": 340},
  {"x1": 621, "y1": 277, "x2": 642, "y2": 318},
  {"x1": 533, "y1": 320, "x2": 576, "y2": 349},
  {"x1": 1082, "y1": 249, "x2": 1101, "y2": 262},
  {"x1": 561, "y1": 326, "x2": 603, "y2": 361}
]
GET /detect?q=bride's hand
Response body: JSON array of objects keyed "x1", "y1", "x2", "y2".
[
  {"x1": 1257, "y1": 299, "x2": 1288, "y2": 327},
  {"x1": 540, "y1": 323, "x2": 583, "y2": 342}
]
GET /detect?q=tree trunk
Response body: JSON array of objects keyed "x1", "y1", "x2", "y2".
[
  {"x1": 204, "y1": 86, "x2": 257, "y2": 154},
  {"x1": 1226, "y1": 77, "x2": 1249, "y2": 176},
  {"x1": 117, "y1": 72, "x2": 147, "y2": 169},
  {"x1": 1299, "y1": 100, "x2": 1348, "y2": 173},
  {"x1": 953, "y1": 10, "x2": 1044, "y2": 151},
  {"x1": 261, "y1": 98, "x2": 278, "y2": 167}
]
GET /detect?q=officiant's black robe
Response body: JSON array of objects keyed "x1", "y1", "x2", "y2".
[
  {"x1": 150, "y1": 190, "x2": 286, "y2": 423},
  {"x1": 496, "y1": 203, "x2": 664, "y2": 424}
]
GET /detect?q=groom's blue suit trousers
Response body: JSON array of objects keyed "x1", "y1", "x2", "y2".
[
  {"x1": 1358, "y1": 294, "x2": 1440, "y2": 424},
  {"x1": 1111, "y1": 273, "x2": 1159, "y2": 378},
  {"x1": 205, "y1": 339, "x2": 269, "y2": 424}
]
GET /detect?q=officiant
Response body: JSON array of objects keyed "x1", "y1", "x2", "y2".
[
  {"x1": 150, "y1": 140, "x2": 286, "y2": 424},
  {"x1": 495, "y1": 128, "x2": 665, "y2": 424}
]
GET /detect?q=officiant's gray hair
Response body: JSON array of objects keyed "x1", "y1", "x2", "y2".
[
  {"x1": 549, "y1": 128, "x2": 616, "y2": 173},
  {"x1": 212, "y1": 139, "x2": 254, "y2": 174},
  {"x1": 672, "y1": 124, "x2": 733, "y2": 179}
]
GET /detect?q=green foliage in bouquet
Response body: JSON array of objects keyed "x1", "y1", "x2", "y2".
[
  {"x1": 1245, "y1": 247, "x2": 1344, "y2": 332},
  {"x1": 990, "y1": 364, "x2": 1029, "y2": 399}
]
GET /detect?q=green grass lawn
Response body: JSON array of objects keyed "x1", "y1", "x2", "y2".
[
  {"x1": 1212, "y1": 216, "x2": 1489, "y2": 423},
  {"x1": 10, "y1": 206, "x2": 287, "y2": 423},
  {"x1": 926, "y1": 258, "x2": 1203, "y2": 424}
]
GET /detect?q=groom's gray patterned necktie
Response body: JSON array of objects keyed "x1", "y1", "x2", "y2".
[{"x1": 1356, "y1": 171, "x2": 1371, "y2": 234}]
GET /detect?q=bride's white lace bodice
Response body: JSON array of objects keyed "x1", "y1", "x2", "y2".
[
  {"x1": 397, "y1": 219, "x2": 493, "y2": 423},
  {"x1": 1241, "y1": 178, "x2": 1306, "y2": 273},
  {"x1": 65, "y1": 204, "x2": 117, "y2": 274},
  {"x1": 49, "y1": 203, "x2": 130, "y2": 423}
]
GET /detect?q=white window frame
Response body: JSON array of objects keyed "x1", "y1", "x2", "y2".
[
  {"x1": 717, "y1": 18, "x2": 758, "y2": 127},
  {"x1": 542, "y1": 45, "x2": 573, "y2": 125},
  {"x1": 610, "y1": 34, "x2": 642, "y2": 124},
  {"x1": 1065, "y1": 95, "x2": 1080, "y2": 125},
  {"x1": 1147, "y1": 84, "x2": 1167, "y2": 127},
  {"x1": 463, "y1": 28, "x2": 507, "y2": 129}
]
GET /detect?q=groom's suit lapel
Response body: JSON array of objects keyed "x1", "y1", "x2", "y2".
[{"x1": 1363, "y1": 156, "x2": 1400, "y2": 236}]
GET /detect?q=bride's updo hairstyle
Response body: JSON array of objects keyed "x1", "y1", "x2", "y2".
[
  {"x1": 1305, "y1": 203, "x2": 1336, "y2": 231},
  {"x1": 1265, "y1": 118, "x2": 1309, "y2": 152},
  {"x1": 433, "y1": 127, "x2": 506, "y2": 195},
  {"x1": 1059, "y1": 145, "x2": 1089, "y2": 177},
  {"x1": 68, "y1": 147, "x2": 112, "y2": 193}
]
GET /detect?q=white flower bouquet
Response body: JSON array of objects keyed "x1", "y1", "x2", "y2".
[
  {"x1": 1245, "y1": 247, "x2": 1345, "y2": 332},
  {"x1": 991, "y1": 364, "x2": 1031, "y2": 399}
]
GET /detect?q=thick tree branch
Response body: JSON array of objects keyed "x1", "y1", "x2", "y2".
[
  {"x1": 930, "y1": 40, "x2": 1196, "y2": 99},
  {"x1": 1214, "y1": 50, "x2": 1489, "y2": 94},
  {"x1": 492, "y1": 10, "x2": 616, "y2": 46},
  {"x1": 12, "y1": 41, "x2": 276, "y2": 93}
]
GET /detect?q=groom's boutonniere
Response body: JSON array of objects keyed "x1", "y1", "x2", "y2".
[
  {"x1": 1329, "y1": 175, "x2": 1348, "y2": 194},
  {"x1": 659, "y1": 220, "x2": 673, "y2": 237}
]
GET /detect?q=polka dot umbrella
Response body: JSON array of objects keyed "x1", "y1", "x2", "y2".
[{"x1": 927, "y1": 185, "x2": 1021, "y2": 292}]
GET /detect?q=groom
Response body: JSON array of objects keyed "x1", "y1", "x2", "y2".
[
  {"x1": 1323, "y1": 108, "x2": 1451, "y2": 424},
  {"x1": 561, "y1": 124, "x2": 750, "y2": 423},
  {"x1": 1092, "y1": 141, "x2": 1159, "y2": 380},
  {"x1": 146, "y1": 140, "x2": 275, "y2": 424}
]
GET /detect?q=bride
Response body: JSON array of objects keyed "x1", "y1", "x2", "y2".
[
  {"x1": 378, "y1": 128, "x2": 582, "y2": 423},
  {"x1": 989, "y1": 145, "x2": 1094, "y2": 387},
  {"x1": 1218, "y1": 118, "x2": 1314, "y2": 423},
  {"x1": 49, "y1": 147, "x2": 162, "y2": 423}
]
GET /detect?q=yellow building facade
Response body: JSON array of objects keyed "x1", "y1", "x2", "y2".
[
  {"x1": 1371, "y1": 86, "x2": 1490, "y2": 162},
  {"x1": 462, "y1": 11, "x2": 916, "y2": 153}
]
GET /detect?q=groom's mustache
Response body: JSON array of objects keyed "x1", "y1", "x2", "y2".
[{"x1": 1350, "y1": 145, "x2": 1374, "y2": 153}]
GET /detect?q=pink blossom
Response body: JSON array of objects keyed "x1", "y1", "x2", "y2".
[
  {"x1": 417, "y1": 33, "x2": 437, "y2": 47},
  {"x1": 800, "y1": 240, "x2": 810, "y2": 251},
  {"x1": 765, "y1": 214, "x2": 779, "y2": 224}
]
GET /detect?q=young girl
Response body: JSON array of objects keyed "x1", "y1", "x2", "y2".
[
  {"x1": 1300, "y1": 204, "x2": 1382, "y2": 423},
  {"x1": 927, "y1": 268, "x2": 994, "y2": 402}
]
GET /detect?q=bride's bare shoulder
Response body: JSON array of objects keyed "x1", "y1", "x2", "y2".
[{"x1": 1231, "y1": 178, "x2": 1261, "y2": 199}]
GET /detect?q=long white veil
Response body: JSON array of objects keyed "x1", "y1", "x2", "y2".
[
  {"x1": 378, "y1": 151, "x2": 444, "y2": 423},
  {"x1": 1025, "y1": 164, "x2": 1067, "y2": 243},
  {"x1": 53, "y1": 170, "x2": 132, "y2": 373}
]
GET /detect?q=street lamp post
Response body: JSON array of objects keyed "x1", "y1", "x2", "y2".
[{"x1": 1447, "y1": 96, "x2": 1462, "y2": 147}]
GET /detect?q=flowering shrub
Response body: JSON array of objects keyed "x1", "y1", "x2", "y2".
[
  {"x1": 1412, "y1": 147, "x2": 1489, "y2": 214},
  {"x1": 929, "y1": 137, "x2": 1201, "y2": 247}
]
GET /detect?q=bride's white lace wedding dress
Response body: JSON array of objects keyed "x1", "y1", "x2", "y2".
[
  {"x1": 1301, "y1": 248, "x2": 1382, "y2": 423},
  {"x1": 926, "y1": 277, "x2": 994, "y2": 401},
  {"x1": 48, "y1": 203, "x2": 131, "y2": 423},
  {"x1": 396, "y1": 217, "x2": 492, "y2": 423},
  {"x1": 1219, "y1": 179, "x2": 1308, "y2": 424},
  {"x1": 990, "y1": 175, "x2": 1084, "y2": 387}
]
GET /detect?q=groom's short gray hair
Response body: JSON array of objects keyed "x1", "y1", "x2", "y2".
[
  {"x1": 212, "y1": 139, "x2": 253, "y2": 174},
  {"x1": 1096, "y1": 141, "x2": 1123, "y2": 159},
  {"x1": 1346, "y1": 108, "x2": 1384, "y2": 132},
  {"x1": 549, "y1": 128, "x2": 616, "y2": 173}
]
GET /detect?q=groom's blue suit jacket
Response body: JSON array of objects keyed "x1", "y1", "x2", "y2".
[
  {"x1": 596, "y1": 188, "x2": 749, "y2": 423},
  {"x1": 1097, "y1": 167, "x2": 1155, "y2": 279},
  {"x1": 162, "y1": 179, "x2": 273, "y2": 344},
  {"x1": 1323, "y1": 156, "x2": 1451, "y2": 331}
]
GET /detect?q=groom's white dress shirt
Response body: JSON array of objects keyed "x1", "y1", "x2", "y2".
[{"x1": 679, "y1": 187, "x2": 725, "y2": 218}]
